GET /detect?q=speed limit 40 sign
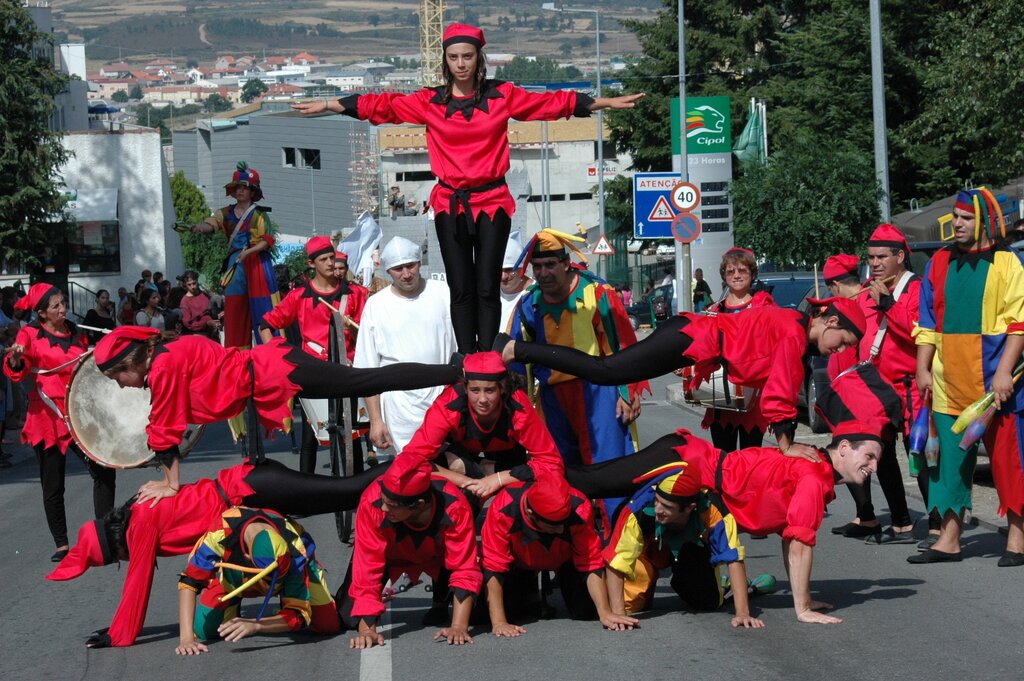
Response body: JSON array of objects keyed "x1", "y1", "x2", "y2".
[{"x1": 670, "y1": 182, "x2": 701, "y2": 213}]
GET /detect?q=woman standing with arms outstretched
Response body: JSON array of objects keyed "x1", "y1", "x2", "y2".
[{"x1": 294, "y1": 24, "x2": 643, "y2": 354}]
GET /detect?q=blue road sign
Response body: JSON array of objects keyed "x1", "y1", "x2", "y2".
[{"x1": 633, "y1": 172, "x2": 680, "y2": 239}]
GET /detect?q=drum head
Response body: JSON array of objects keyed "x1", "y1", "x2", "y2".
[{"x1": 66, "y1": 356, "x2": 204, "y2": 468}]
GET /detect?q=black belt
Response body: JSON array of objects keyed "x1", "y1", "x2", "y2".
[
  {"x1": 245, "y1": 359, "x2": 265, "y2": 465},
  {"x1": 215, "y1": 480, "x2": 233, "y2": 508},
  {"x1": 437, "y1": 178, "x2": 507, "y2": 236}
]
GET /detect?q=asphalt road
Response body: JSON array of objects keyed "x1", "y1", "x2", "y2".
[{"x1": 1, "y1": 374, "x2": 1020, "y2": 681}]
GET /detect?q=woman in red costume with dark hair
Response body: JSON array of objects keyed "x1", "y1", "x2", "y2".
[
  {"x1": 699, "y1": 247, "x2": 777, "y2": 452},
  {"x1": 3, "y1": 284, "x2": 116, "y2": 562},
  {"x1": 398, "y1": 351, "x2": 564, "y2": 499},
  {"x1": 293, "y1": 23, "x2": 643, "y2": 354},
  {"x1": 93, "y1": 326, "x2": 461, "y2": 505},
  {"x1": 498, "y1": 296, "x2": 867, "y2": 462}
]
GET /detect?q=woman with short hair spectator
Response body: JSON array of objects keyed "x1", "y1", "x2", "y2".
[{"x1": 135, "y1": 289, "x2": 165, "y2": 330}]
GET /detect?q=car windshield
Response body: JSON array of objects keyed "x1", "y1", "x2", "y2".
[{"x1": 765, "y1": 278, "x2": 822, "y2": 309}]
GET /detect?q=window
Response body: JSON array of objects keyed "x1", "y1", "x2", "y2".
[
  {"x1": 397, "y1": 170, "x2": 435, "y2": 182},
  {"x1": 68, "y1": 220, "x2": 121, "y2": 273},
  {"x1": 569, "y1": 192, "x2": 593, "y2": 201},
  {"x1": 300, "y1": 148, "x2": 321, "y2": 169},
  {"x1": 282, "y1": 147, "x2": 296, "y2": 167}
]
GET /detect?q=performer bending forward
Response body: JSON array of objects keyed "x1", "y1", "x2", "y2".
[{"x1": 94, "y1": 326, "x2": 460, "y2": 503}]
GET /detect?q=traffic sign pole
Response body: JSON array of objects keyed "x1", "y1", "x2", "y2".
[{"x1": 677, "y1": 0, "x2": 691, "y2": 313}]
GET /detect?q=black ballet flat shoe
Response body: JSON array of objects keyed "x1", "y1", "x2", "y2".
[
  {"x1": 917, "y1": 534, "x2": 939, "y2": 551},
  {"x1": 491, "y1": 332, "x2": 513, "y2": 355},
  {"x1": 842, "y1": 523, "x2": 881, "y2": 539},
  {"x1": 997, "y1": 551, "x2": 1024, "y2": 567},
  {"x1": 51, "y1": 548, "x2": 69, "y2": 563},
  {"x1": 448, "y1": 352, "x2": 465, "y2": 371},
  {"x1": 907, "y1": 548, "x2": 962, "y2": 564},
  {"x1": 831, "y1": 522, "x2": 858, "y2": 535}
]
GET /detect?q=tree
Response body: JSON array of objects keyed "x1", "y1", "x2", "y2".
[
  {"x1": 495, "y1": 56, "x2": 581, "y2": 84},
  {"x1": 241, "y1": 78, "x2": 268, "y2": 103},
  {"x1": 0, "y1": 3, "x2": 72, "y2": 272},
  {"x1": 205, "y1": 93, "x2": 232, "y2": 112},
  {"x1": 732, "y1": 135, "x2": 881, "y2": 268},
  {"x1": 129, "y1": 83, "x2": 143, "y2": 100},
  {"x1": 170, "y1": 171, "x2": 225, "y2": 290},
  {"x1": 111, "y1": 89, "x2": 129, "y2": 103}
]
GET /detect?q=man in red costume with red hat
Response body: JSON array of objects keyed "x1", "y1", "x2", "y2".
[
  {"x1": 663, "y1": 423, "x2": 883, "y2": 624},
  {"x1": 341, "y1": 455, "x2": 482, "y2": 648},
  {"x1": 260, "y1": 235, "x2": 369, "y2": 473},
  {"x1": 823, "y1": 245, "x2": 919, "y2": 543},
  {"x1": 294, "y1": 23, "x2": 643, "y2": 354},
  {"x1": 480, "y1": 474, "x2": 639, "y2": 636}
]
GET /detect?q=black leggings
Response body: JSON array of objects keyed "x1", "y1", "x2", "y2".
[
  {"x1": 844, "y1": 436, "x2": 913, "y2": 527},
  {"x1": 566, "y1": 432, "x2": 687, "y2": 500},
  {"x1": 709, "y1": 422, "x2": 765, "y2": 452},
  {"x1": 514, "y1": 315, "x2": 694, "y2": 385},
  {"x1": 36, "y1": 444, "x2": 116, "y2": 548},
  {"x1": 299, "y1": 400, "x2": 365, "y2": 476},
  {"x1": 242, "y1": 458, "x2": 388, "y2": 516},
  {"x1": 282, "y1": 346, "x2": 460, "y2": 399},
  {"x1": 435, "y1": 208, "x2": 512, "y2": 354}
]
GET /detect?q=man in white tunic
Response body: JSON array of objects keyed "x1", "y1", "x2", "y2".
[
  {"x1": 353, "y1": 236, "x2": 455, "y2": 462},
  {"x1": 498, "y1": 238, "x2": 533, "y2": 333}
]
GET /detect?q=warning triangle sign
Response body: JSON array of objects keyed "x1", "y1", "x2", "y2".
[
  {"x1": 648, "y1": 195, "x2": 675, "y2": 221},
  {"x1": 593, "y1": 235, "x2": 615, "y2": 255}
]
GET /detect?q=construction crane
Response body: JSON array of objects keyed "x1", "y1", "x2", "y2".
[{"x1": 419, "y1": 0, "x2": 445, "y2": 86}]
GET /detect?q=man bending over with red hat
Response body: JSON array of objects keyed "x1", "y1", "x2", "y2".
[
  {"x1": 340, "y1": 455, "x2": 482, "y2": 647},
  {"x1": 480, "y1": 475, "x2": 639, "y2": 636}
]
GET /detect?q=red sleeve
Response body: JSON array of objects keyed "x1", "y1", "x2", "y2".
[
  {"x1": 442, "y1": 496, "x2": 483, "y2": 598},
  {"x1": 399, "y1": 390, "x2": 457, "y2": 462},
  {"x1": 503, "y1": 83, "x2": 582, "y2": 121},
  {"x1": 508, "y1": 391, "x2": 565, "y2": 478},
  {"x1": 568, "y1": 495, "x2": 605, "y2": 573},
  {"x1": 145, "y1": 358, "x2": 191, "y2": 452},
  {"x1": 781, "y1": 465, "x2": 831, "y2": 546},
  {"x1": 758, "y1": 322, "x2": 805, "y2": 424},
  {"x1": 260, "y1": 288, "x2": 300, "y2": 331},
  {"x1": 108, "y1": 521, "x2": 159, "y2": 646},
  {"x1": 346, "y1": 285, "x2": 368, "y2": 326},
  {"x1": 354, "y1": 91, "x2": 430, "y2": 126},
  {"x1": 3, "y1": 327, "x2": 35, "y2": 382},
  {"x1": 882, "y1": 278, "x2": 921, "y2": 345},
  {"x1": 827, "y1": 346, "x2": 858, "y2": 380},
  {"x1": 480, "y1": 490, "x2": 516, "y2": 574},
  {"x1": 348, "y1": 491, "x2": 389, "y2": 619}
]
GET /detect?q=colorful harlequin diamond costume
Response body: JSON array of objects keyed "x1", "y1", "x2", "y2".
[{"x1": 178, "y1": 506, "x2": 339, "y2": 639}]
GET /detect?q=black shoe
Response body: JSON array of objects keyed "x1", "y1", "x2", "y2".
[
  {"x1": 917, "y1": 534, "x2": 939, "y2": 551},
  {"x1": 448, "y1": 352, "x2": 465, "y2": 372},
  {"x1": 907, "y1": 548, "x2": 962, "y2": 564},
  {"x1": 491, "y1": 332, "x2": 513, "y2": 355},
  {"x1": 997, "y1": 551, "x2": 1024, "y2": 567},
  {"x1": 51, "y1": 548, "x2": 69, "y2": 563}
]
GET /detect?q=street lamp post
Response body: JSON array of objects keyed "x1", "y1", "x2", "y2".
[{"x1": 542, "y1": 3, "x2": 604, "y2": 279}]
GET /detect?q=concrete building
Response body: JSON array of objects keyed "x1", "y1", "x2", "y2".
[{"x1": 0, "y1": 129, "x2": 185, "y2": 311}]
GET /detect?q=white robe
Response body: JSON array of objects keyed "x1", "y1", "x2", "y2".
[{"x1": 352, "y1": 279, "x2": 455, "y2": 451}]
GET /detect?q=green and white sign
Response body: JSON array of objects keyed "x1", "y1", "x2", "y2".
[{"x1": 670, "y1": 96, "x2": 732, "y2": 155}]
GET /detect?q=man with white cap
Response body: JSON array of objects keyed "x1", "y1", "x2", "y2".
[
  {"x1": 498, "y1": 238, "x2": 533, "y2": 333},
  {"x1": 353, "y1": 236, "x2": 456, "y2": 461}
]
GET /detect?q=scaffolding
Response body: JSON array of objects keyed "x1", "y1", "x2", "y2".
[
  {"x1": 419, "y1": 0, "x2": 445, "y2": 86},
  {"x1": 348, "y1": 122, "x2": 380, "y2": 222}
]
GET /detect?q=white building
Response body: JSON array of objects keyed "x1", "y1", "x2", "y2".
[{"x1": 0, "y1": 129, "x2": 185, "y2": 311}]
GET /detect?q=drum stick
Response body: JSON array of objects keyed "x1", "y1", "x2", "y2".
[
  {"x1": 318, "y1": 297, "x2": 359, "y2": 329},
  {"x1": 35, "y1": 348, "x2": 94, "y2": 375},
  {"x1": 77, "y1": 324, "x2": 114, "y2": 334},
  {"x1": 218, "y1": 562, "x2": 277, "y2": 602}
]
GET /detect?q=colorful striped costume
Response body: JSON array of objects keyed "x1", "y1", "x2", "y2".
[
  {"x1": 178, "y1": 507, "x2": 339, "y2": 639},
  {"x1": 915, "y1": 243, "x2": 1024, "y2": 515},
  {"x1": 204, "y1": 204, "x2": 281, "y2": 348},
  {"x1": 509, "y1": 268, "x2": 647, "y2": 530},
  {"x1": 604, "y1": 465, "x2": 744, "y2": 614}
]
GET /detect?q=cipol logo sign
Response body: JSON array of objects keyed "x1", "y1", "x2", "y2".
[{"x1": 671, "y1": 96, "x2": 732, "y2": 155}]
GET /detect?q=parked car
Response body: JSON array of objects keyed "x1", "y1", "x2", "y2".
[{"x1": 625, "y1": 283, "x2": 673, "y2": 330}]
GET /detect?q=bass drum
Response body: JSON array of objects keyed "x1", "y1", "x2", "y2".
[{"x1": 65, "y1": 356, "x2": 204, "y2": 469}]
